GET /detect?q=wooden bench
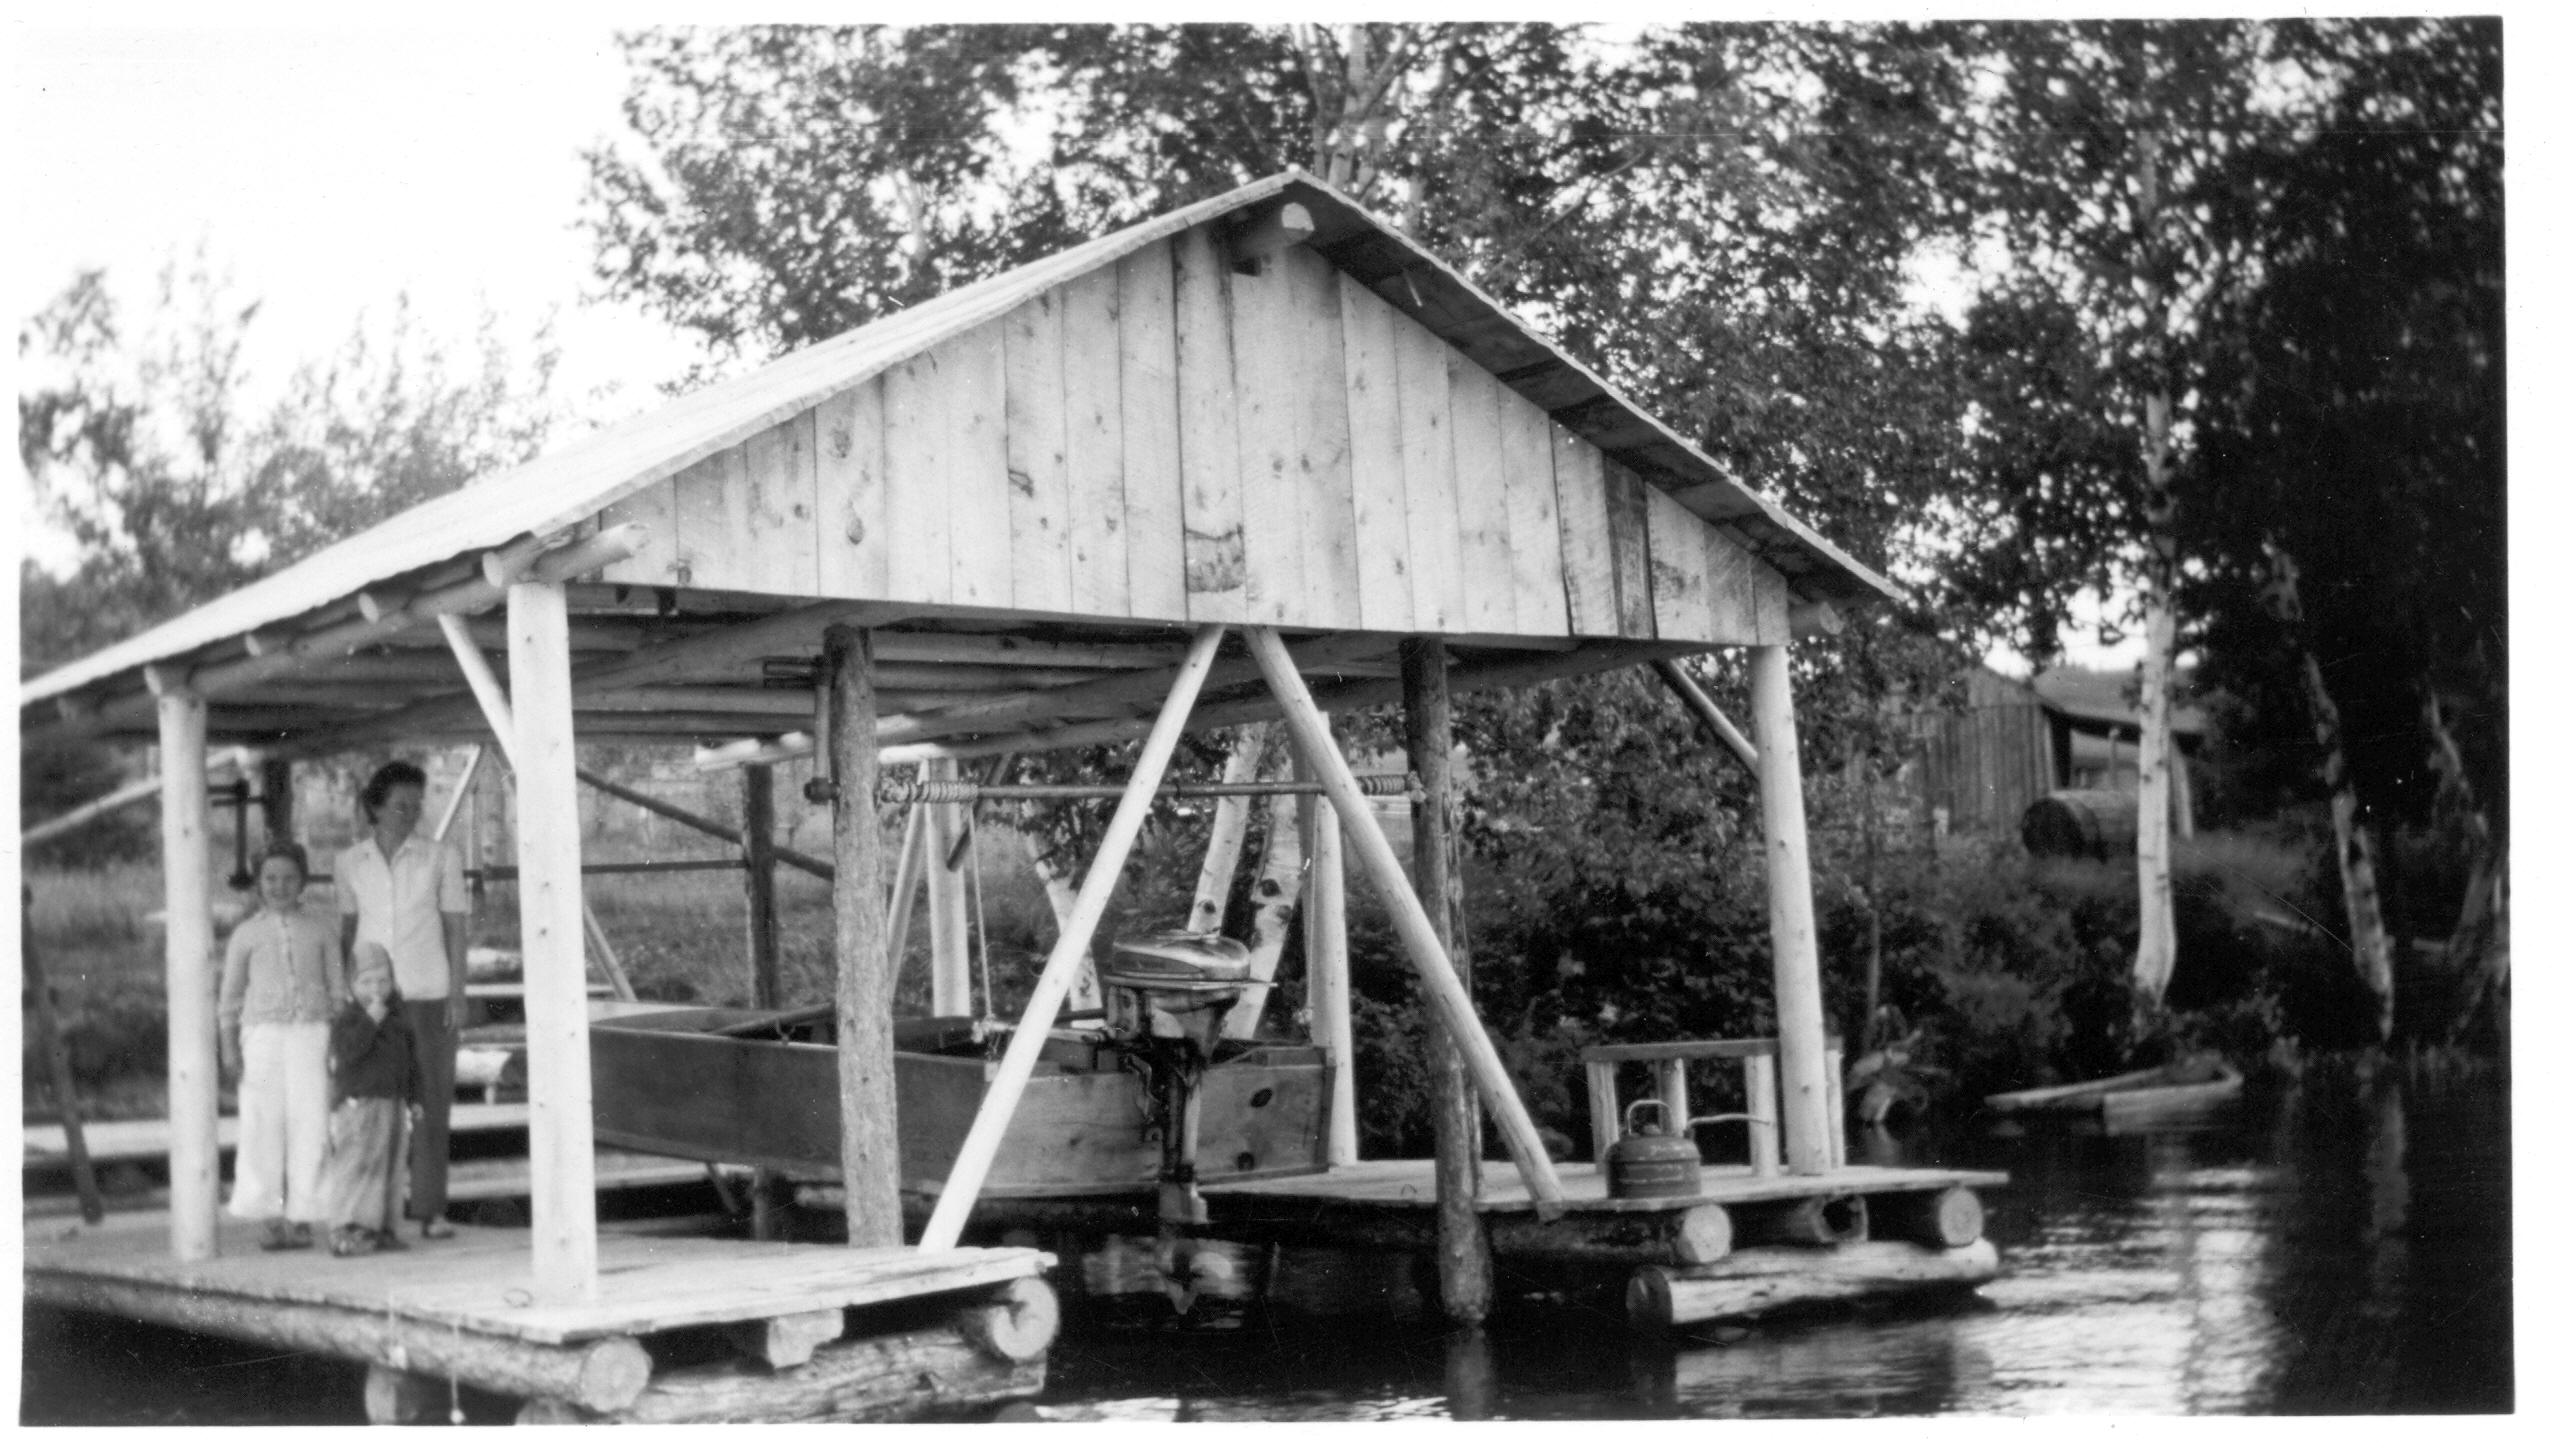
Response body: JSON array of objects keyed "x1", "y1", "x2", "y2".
[{"x1": 1584, "y1": 1036, "x2": 1846, "y2": 1176}]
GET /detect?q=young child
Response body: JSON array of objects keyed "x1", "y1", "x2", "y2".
[
  {"x1": 218, "y1": 842, "x2": 344, "y2": 1251},
  {"x1": 316, "y1": 944, "x2": 420, "y2": 1256}
]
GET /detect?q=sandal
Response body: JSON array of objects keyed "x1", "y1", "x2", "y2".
[
  {"x1": 371, "y1": 1229, "x2": 410, "y2": 1253},
  {"x1": 330, "y1": 1227, "x2": 376, "y2": 1258},
  {"x1": 259, "y1": 1218, "x2": 303, "y2": 1252},
  {"x1": 418, "y1": 1217, "x2": 456, "y2": 1240}
]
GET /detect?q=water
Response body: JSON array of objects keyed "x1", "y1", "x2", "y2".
[{"x1": 18, "y1": 1072, "x2": 2512, "y2": 1422}]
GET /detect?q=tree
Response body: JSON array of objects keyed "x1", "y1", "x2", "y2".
[
  {"x1": 18, "y1": 256, "x2": 558, "y2": 674},
  {"x1": 581, "y1": 22, "x2": 1979, "y2": 640},
  {"x1": 2180, "y1": 19, "x2": 2504, "y2": 1042},
  {"x1": 1935, "y1": 21, "x2": 2331, "y2": 1012}
]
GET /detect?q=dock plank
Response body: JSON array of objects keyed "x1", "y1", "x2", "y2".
[
  {"x1": 24, "y1": 1211, "x2": 1049, "y2": 1346},
  {"x1": 1204, "y1": 1159, "x2": 2007, "y2": 1215}
]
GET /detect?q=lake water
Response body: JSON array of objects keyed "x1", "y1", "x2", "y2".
[{"x1": 18, "y1": 1069, "x2": 2513, "y2": 1422}]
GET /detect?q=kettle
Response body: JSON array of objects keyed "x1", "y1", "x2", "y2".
[{"x1": 1605, "y1": 1099, "x2": 1703, "y2": 1199}]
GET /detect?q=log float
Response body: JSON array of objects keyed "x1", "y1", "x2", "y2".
[
  {"x1": 517, "y1": 1281, "x2": 1058, "y2": 1426},
  {"x1": 1624, "y1": 1239, "x2": 2000, "y2": 1332},
  {"x1": 28, "y1": 1272, "x2": 651, "y2": 1413}
]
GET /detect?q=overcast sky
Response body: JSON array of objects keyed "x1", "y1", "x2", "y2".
[{"x1": 10, "y1": 24, "x2": 699, "y2": 414}]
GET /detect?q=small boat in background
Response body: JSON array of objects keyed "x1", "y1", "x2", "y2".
[{"x1": 1984, "y1": 1053, "x2": 2244, "y2": 1133}]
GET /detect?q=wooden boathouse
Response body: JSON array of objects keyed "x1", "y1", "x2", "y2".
[{"x1": 20, "y1": 171, "x2": 1996, "y2": 1417}]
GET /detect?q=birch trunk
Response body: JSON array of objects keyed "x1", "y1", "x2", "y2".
[
  {"x1": 2127, "y1": 121, "x2": 2180, "y2": 1005},
  {"x1": 2265, "y1": 543, "x2": 2395, "y2": 1039}
]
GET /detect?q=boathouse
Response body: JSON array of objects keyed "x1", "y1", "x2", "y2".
[{"x1": 21, "y1": 172, "x2": 1996, "y2": 1416}]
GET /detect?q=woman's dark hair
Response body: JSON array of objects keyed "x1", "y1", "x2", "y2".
[
  {"x1": 359, "y1": 760, "x2": 429, "y2": 823},
  {"x1": 253, "y1": 840, "x2": 311, "y2": 881}
]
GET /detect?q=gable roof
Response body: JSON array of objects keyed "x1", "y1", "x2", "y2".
[{"x1": 23, "y1": 171, "x2": 1900, "y2": 717}]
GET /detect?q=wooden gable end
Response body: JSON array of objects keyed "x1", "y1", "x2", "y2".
[{"x1": 594, "y1": 231, "x2": 1789, "y2": 647}]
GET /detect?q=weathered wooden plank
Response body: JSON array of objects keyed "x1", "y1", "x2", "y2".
[
  {"x1": 1646, "y1": 488, "x2": 1735, "y2": 643},
  {"x1": 1287, "y1": 247, "x2": 1361, "y2": 630},
  {"x1": 1232, "y1": 252, "x2": 1305, "y2": 624},
  {"x1": 1173, "y1": 228, "x2": 1248, "y2": 620},
  {"x1": 670, "y1": 449, "x2": 740, "y2": 592},
  {"x1": 1496, "y1": 383, "x2": 1569, "y2": 637},
  {"x1": 1340, "y1": 280, "x2": 1415, "y2": 633},
  {"x1": 1392, "y1": 306, "x2": 1466, "y2": 633},
  {"x1": 1605, "y1": 459, "x2": 1656, "y2": 639},
  {"x1": 1447, "y1": 352, "x2": 1517, "y2": 635},
  {"x1": 882, "y1": 351, "x2": 952, "y2": 605},
  {"x1": 937, "y1": 323, "x2": 1012, "y2": 612},
  {"x1": 1117, "y1": 240, "x2": 1187, "y2": 623},
  {"x1": 1676, "y1": 506, "x2": 1759, "y2": 645},
  {"x1": 1003, "y1": 295, "x2": 1073, "y2": 615},
  {"x1": 741, "y1": 412, "x2": 821, "y2": 597},
  {"x1": 1551, "y1": 426, "x2": 1620, "y2": 636},
  {"x1": 1750, "y1": 549, "x2": 1793, "y2": 644},
  {"x1": 1061, "y1": 267, "x2": 1130, "y2": 617},
  {"x1": 813, "y1": 377, "x2": 891, "y2": 601}
]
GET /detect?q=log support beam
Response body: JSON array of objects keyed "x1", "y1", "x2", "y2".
[
  {"x1": 1243, "y1": 627, "x2": 1568, "y2": 1217},
  {"x1": 1749, "y1": 643, "x2": 1836, "y2": 1175},
  {"x1": 1302, "y1": 733, "x2": 1356, "y2": 1165},
  {"x1": 918, "y1": 626, "x2": 1228, "y2": 1250},
  {"x1": 822, "y1": 623, "x2": 903, "y2": 1247},
  {"x1": 508, "y1": 578, "x2": 601, "y2": 1299},
  {"x1": 1404, "y1": 637, "x2": 1490, "y2": 1323},
  {"x1": 155, "y1": 687, "x2": 218, "y2": 1262}
]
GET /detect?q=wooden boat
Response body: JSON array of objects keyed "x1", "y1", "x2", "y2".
[
  {"x1": 1983, "y1": 1055, "x2": 2244, "y2": 1133},
  {"x1": 589, "y1": 1008, "x2": 1333, "y2": 1199}
]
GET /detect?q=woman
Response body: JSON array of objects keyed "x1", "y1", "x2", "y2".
[{"x1": 334, "y1": 760, "x2": 466, "y2": 1239}]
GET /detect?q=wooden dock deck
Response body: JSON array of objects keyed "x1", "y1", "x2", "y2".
[
  {"x1": 1203, "y1": 1158, "x2": 2007, "y2": 1215},
  {"x1": 24, "y1": 1212, "x2": 1059, "y2": 1422}
]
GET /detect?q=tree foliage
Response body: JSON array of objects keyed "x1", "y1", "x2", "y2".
[{"x1": 18, "y1": 256, "x2": 559, "y2": 674}]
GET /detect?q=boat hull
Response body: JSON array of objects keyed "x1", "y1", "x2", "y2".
[{"x1": 591, "y1": 1009, "x2": 1332, "y2": 1198}]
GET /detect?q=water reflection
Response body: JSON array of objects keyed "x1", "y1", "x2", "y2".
[
  {"x1": 1041, "y1": 1071, "x2": 2510, "y2": 1419},
  {"x1": 20, "y1": 1074, "x2": 2510, "y2": 1422}
]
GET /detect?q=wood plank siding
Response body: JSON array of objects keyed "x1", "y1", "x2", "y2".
[{"x1": 594, "y1": 233, "x2": 1786, "y2": 648}]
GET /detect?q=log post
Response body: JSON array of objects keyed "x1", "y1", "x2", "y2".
[
  {"x1": 918, "y1": 627, "x2": 1227, "y2": 1250},
  {"x1": 1185, "y1": 723, "x2": 1271, "y2": 933},
  {"x1": 25, "y1": 889, "x2": 105, "y2": 1222},
  {"x1": 508, "y1": 578, "x2": 601, "y2": 1300},
  {"x1": 1404, "y1": 637, "x2": 1490, "y2": 1323},
  {"x1": 1223, "y1": 732, "x2": 1301, "y2": 1041},
  {"x1": 742, "y1": 762, "x2": 786, "y2": 1240},
  {"x1": 1749, "y1": 643, "x2": 1836, "y2": 1175},
  {"x1": 1302, "y1": 747, "x2": 1357, "y2": 1165},
  {"x1": 821, "y1": 623, "x2": 902, "y2": 1247},
  {"x1": 257, "y1": 754, "x2": 295, "y2": 847},
  {"x1": 884, "y1": 798, "x2": 927, "y2": 972},
  {"x1": 922, "y1": 757, "x2": 972, "y2": 1016},
  {"x1": 1243, "y1": 627, "x2": 1567, "y2": 1215},
  {"x1": 155, "y1": 687, "x2": 219, "y2": 1261}
]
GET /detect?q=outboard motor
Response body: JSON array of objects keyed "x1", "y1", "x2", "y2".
[{"x1": 1100, "y1": 931, "x2": 1256, "y2": 1229}]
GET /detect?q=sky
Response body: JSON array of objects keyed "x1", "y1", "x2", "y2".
[
  {"x1": 11, "y1": 10, "x2": 2513, "y2": 673},
  {"x1": 10, "y1": 24, "x2": 701, "y2": 422}
]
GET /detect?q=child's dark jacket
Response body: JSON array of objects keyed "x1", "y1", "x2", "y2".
[{"x1": 329, "y1": 999, "x2": 419, "y2": 1106}]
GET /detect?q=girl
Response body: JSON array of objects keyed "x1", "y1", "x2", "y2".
[
  {"x1": 218, "y1": 842, "x2": 344, "y2": 1251},
  {"x1": 317, "y1": 944, "x2": 420, "y2": 1256}
]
